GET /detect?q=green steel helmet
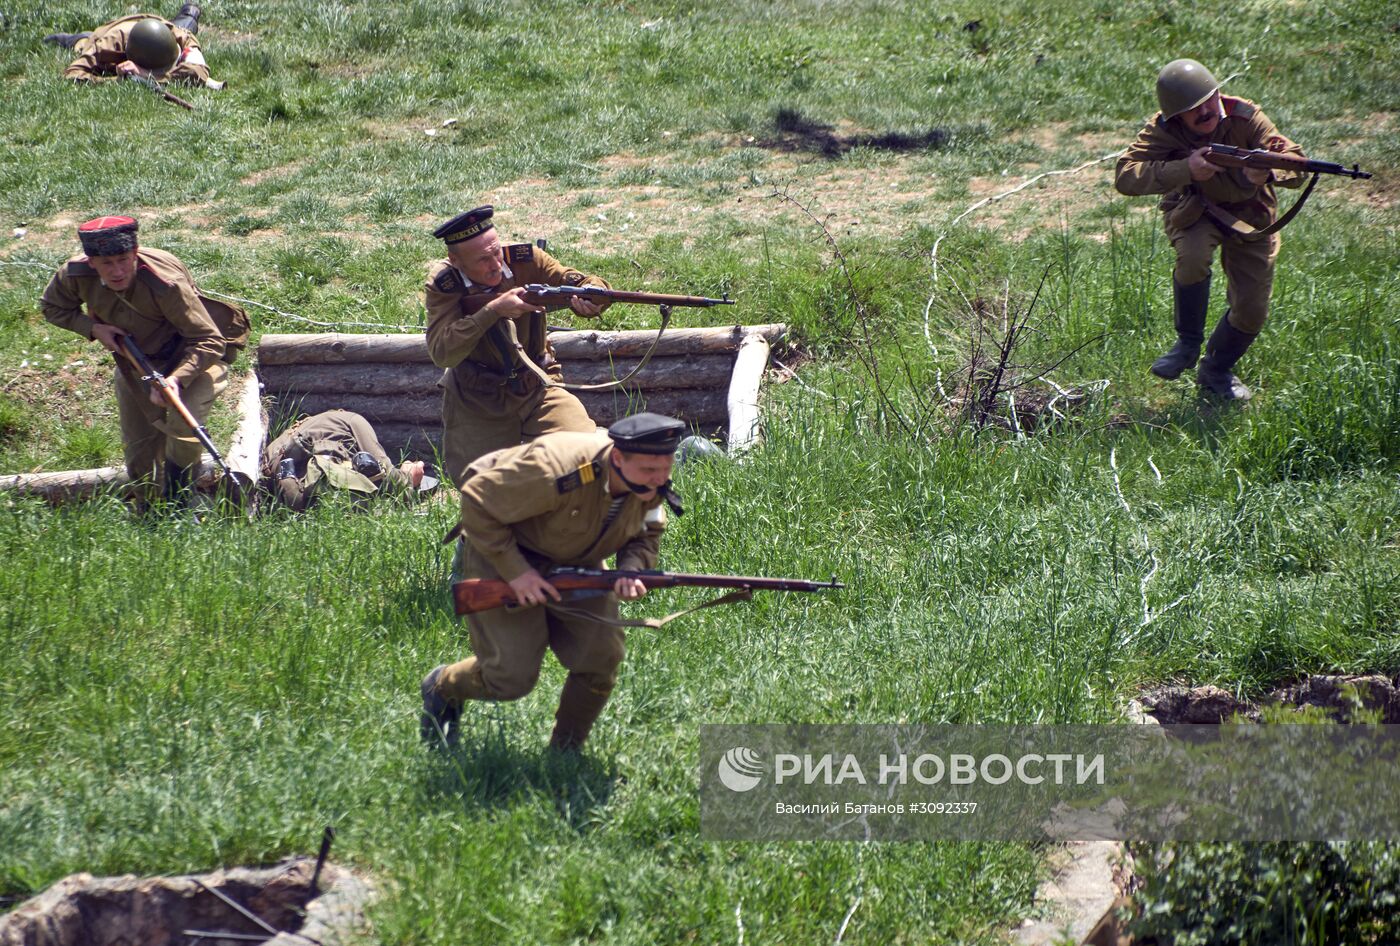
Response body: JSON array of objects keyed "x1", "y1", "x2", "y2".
[
  {"x1": 127, "y1": 18, "x2": 181, "y2": 71},
  {"x1": 1156, "y1": 58, "x2": 1219, "y2": 118}
]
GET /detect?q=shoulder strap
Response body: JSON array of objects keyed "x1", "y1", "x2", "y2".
[{"x1": 1201, "y1": 172, "x2": 1320, "y2": 241}]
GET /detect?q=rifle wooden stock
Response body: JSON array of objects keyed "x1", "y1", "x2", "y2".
[
  {"x1": 1204, "y1": 144, "x2": 1371, "y2": 180},
  {"x1": 452, "y1": 568, "x2": 843, "y2": 615},
  {"x1": 116, "y1": 335, "x2": 234, "y2": 480}
]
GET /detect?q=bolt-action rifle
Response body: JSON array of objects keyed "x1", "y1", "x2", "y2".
[
  {"x1": 453, "y1": 567, "x2": 843, "y2": 615},
  {"x1": 1199, "y1": 144, "x2": 1372, "y2": 240},
  {"x1": 115, "y1": 334, "x2": 234, "y2": 484},
  {"x1": 459, "y1": 284, "x2": 734, "y2": 318},
  {"x1": 1204, "y1": 143, "x2": 1371, "y2": 180},
  {"x1": 462, "y1": 285, "x2": 735, "y2": 392}
]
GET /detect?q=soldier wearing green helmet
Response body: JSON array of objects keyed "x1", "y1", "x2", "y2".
[
  {"x1": 44, "y1": 7, "x2": 224, "y2": 89},
  {"x1": 1115, "y1": 58, "x2": 1308, "y2": 400}
]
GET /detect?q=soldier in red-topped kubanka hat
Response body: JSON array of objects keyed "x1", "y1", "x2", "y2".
[{"x1": 39, "y1": 216, "x2": 240, "y2": 507}]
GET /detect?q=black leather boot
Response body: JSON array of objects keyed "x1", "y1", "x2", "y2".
[
  {"x1": 420, "y1": 665, "x2": 461, "y2": 748},
  {"x1": 163, "y1": 460, "x2": 192, "y2": 505},
  {"x1": 549, "y1": 674, "x2": 614, "y2": 752},
  {"x1": 1196, "y1": 313, "x2": 1257, "y2": 401},
  {"x1": 172, "y1": 3, "x2": 202, "y2": 33},
  {"x1": 42, "y1": 31, "x2": 91, "y2": 48},
  {"x1": 1151, "y1": 275, "x2": 1210, "y2": 379}
]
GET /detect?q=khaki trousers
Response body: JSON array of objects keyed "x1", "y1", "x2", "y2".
[
  {"x1": 439, "y1": 544, "x2": 625, "y2": 702},
  {"x1": 114, "y1": 362, "x2": 228, "y2": 482},
  {"x1": 1169, "y1": 218, "x2": 1280, "y2": 334},
  {"x1": 442, "y1": 383, "x2": 594, "y2": 489}
]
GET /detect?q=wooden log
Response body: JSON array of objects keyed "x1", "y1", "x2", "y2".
[
  {"x1": 226, "y1": 373, "x2": 266, "y2": 487},
  {"x1": 278, "y1": 393, "x2": 441, "y2": 427},
  {"x1": 257, "y1": 324, "x2": 786, "y2": 366},
  {"x1": 726, "y1": 333, "x2": 770, "y2": 453},
  {"x1": 276, "y1": 388, "x2": 733, "y2": 430},
  {"x1": 576, "y1": 387, "x2": 730, "y2": 427},
  {"x1": 558, "y1": 354, "x2": 735, "y2": 390},
  {"x1": 258, "y1": 362, "x2": 444, "y2": 396},
  {"x1": 553, "y1": 324, "x2": 786, "y2": 360},
  {"x1": 257, "y1": 354, "x2": 737, "y2": 396},
  {"x1": 0, "y1": 466, "x2": 129, "y2": 501},
  {"x1": 0, "y1": 457, "x2": 223, "y2": 503},
  {"x1": 257, "y1": 334, "x2": 428, "y2": 366},
  {"x1": 372, "y1": 423, "x2": 442, "y2": 461}
]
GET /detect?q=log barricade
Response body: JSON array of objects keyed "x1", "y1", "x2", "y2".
[
  {"x1": 0, "y1": 324, "x2": 784, "y2": 502},
  {"x1": 257, "y1": 324, "x2": 786, "y2": 459}
]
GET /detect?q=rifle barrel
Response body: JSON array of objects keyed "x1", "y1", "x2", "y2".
[
  {"x1": 1206, "y1": 144, "x2": 1371, "y2": 179},
  {"x1": 523, "y1": 284, "x2": 734, "y2": 307},
  {"x1": 549, "y1": 568, "x2": 844, "y2": 591}
]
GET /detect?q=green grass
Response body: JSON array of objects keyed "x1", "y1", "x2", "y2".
[{"x1": 2, "y1": 0, "x2": 1399, "y2": 941}]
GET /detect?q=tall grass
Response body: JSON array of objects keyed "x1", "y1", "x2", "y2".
[{"x1": 1, "y1": 0, "x2": 1397, "y2": 939}]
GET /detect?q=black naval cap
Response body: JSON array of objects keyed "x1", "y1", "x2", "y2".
[
  {"x1": 433, "y1": 205, "x2": 494, "y2": 245},
  {"x1": 608, "y1": 412, "x2": 687, "y2": 455}
]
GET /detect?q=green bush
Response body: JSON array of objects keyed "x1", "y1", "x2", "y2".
[{"x1": 1129, "y1": 842, "x2": 1400, "y2": 946}]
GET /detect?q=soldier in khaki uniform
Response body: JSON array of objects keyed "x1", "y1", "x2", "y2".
[
  {"x1": 1116, "y1": 58, "x2": 1306, "y2": 400},
  {"x1": 421, "y1": 413, "x2": 687, "y2": 753},
  {"x1": 45, "y1": 8, "x2": 225, "y2": 89},
  {"x1": 424, "y1": 205, "x2": 610, "y2": 489},
  {"x1": 40, "y1": 216, "x2": 228, "y2": 502},
  {"x1": 262, "y1": 410, "x2": 436, "y2": 510}
]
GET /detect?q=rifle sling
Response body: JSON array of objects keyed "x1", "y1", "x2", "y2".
[
  {"x1": 498, "y1": 306, "x2": 673, "y2": 393},
  {"x1": 544, "y1": 587, "x2": 754, "y2": 630},
  {"x1": 1202, "y1": 172, "x2": 1320, "y2": 242}
]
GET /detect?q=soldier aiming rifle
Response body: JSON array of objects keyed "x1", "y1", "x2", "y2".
[{"x1": 424, "y1": 205, "x2": 736, "y2": 488}]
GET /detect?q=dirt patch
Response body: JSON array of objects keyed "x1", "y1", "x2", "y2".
[
  {"x1": 1139, "y1": 674, "x2": 1400, "y2": 724},
  {"x1": 0, "y1": 856, "x2": 370, "y2": 946},
  {"x1": 239, "y1": 159, "x2": 310, "y2": 187},
  {"x1": 1028, "y1": 121, "x2": 1124, "y2": 156},
  {"x1": 965, "y1": 166, "x2": 1120, "y2": 240},
  {"x1": 6, "y1": 204, "x2": 217, "y2": 260},
  {"x1": 200, "y1": 25, "x2": 260, "y2": 46}
]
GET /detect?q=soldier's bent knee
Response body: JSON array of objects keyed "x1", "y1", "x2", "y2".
[
  {"x1": 1226, "y1": 307, "x2": 1267, "y2": 335},
  {"x1": 481, "y1": 671, "x2": 540, "y2": 702},
  {"x1": 1172, "y1": 250, "x2": 1215, "y2": 286}
]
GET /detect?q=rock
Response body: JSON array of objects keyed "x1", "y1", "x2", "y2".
[
  {"x1": 1140, "y1": 685, "x2": 1256, "y2": 724},
  {"x1": 1270, "y1": 674, "x2": 1396, "y2": 721}
]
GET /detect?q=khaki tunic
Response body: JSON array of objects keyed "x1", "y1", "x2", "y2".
[
  {"x1": 263, "y1": 410, "x2": 409, "y2": 509},
  {"x1": 438, "y1": 430, "x2": 667, "y2": 706},
  {"x1": 63, "y1": 15, "x2": 217, "y2": 87},
  {"x1": 40, "y1": 247, "x2": 227, "y2": 477},
  {"x1": 1115, "y1": 96, "x2": 1306, "y2": 333},
  {"x1": 424, "y1": 244, "x2": 609, "y2": 487}
]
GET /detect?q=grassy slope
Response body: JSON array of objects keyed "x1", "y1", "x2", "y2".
[{"x1": 1, "y1": 0, "x2": 1398, "y2": 942}]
